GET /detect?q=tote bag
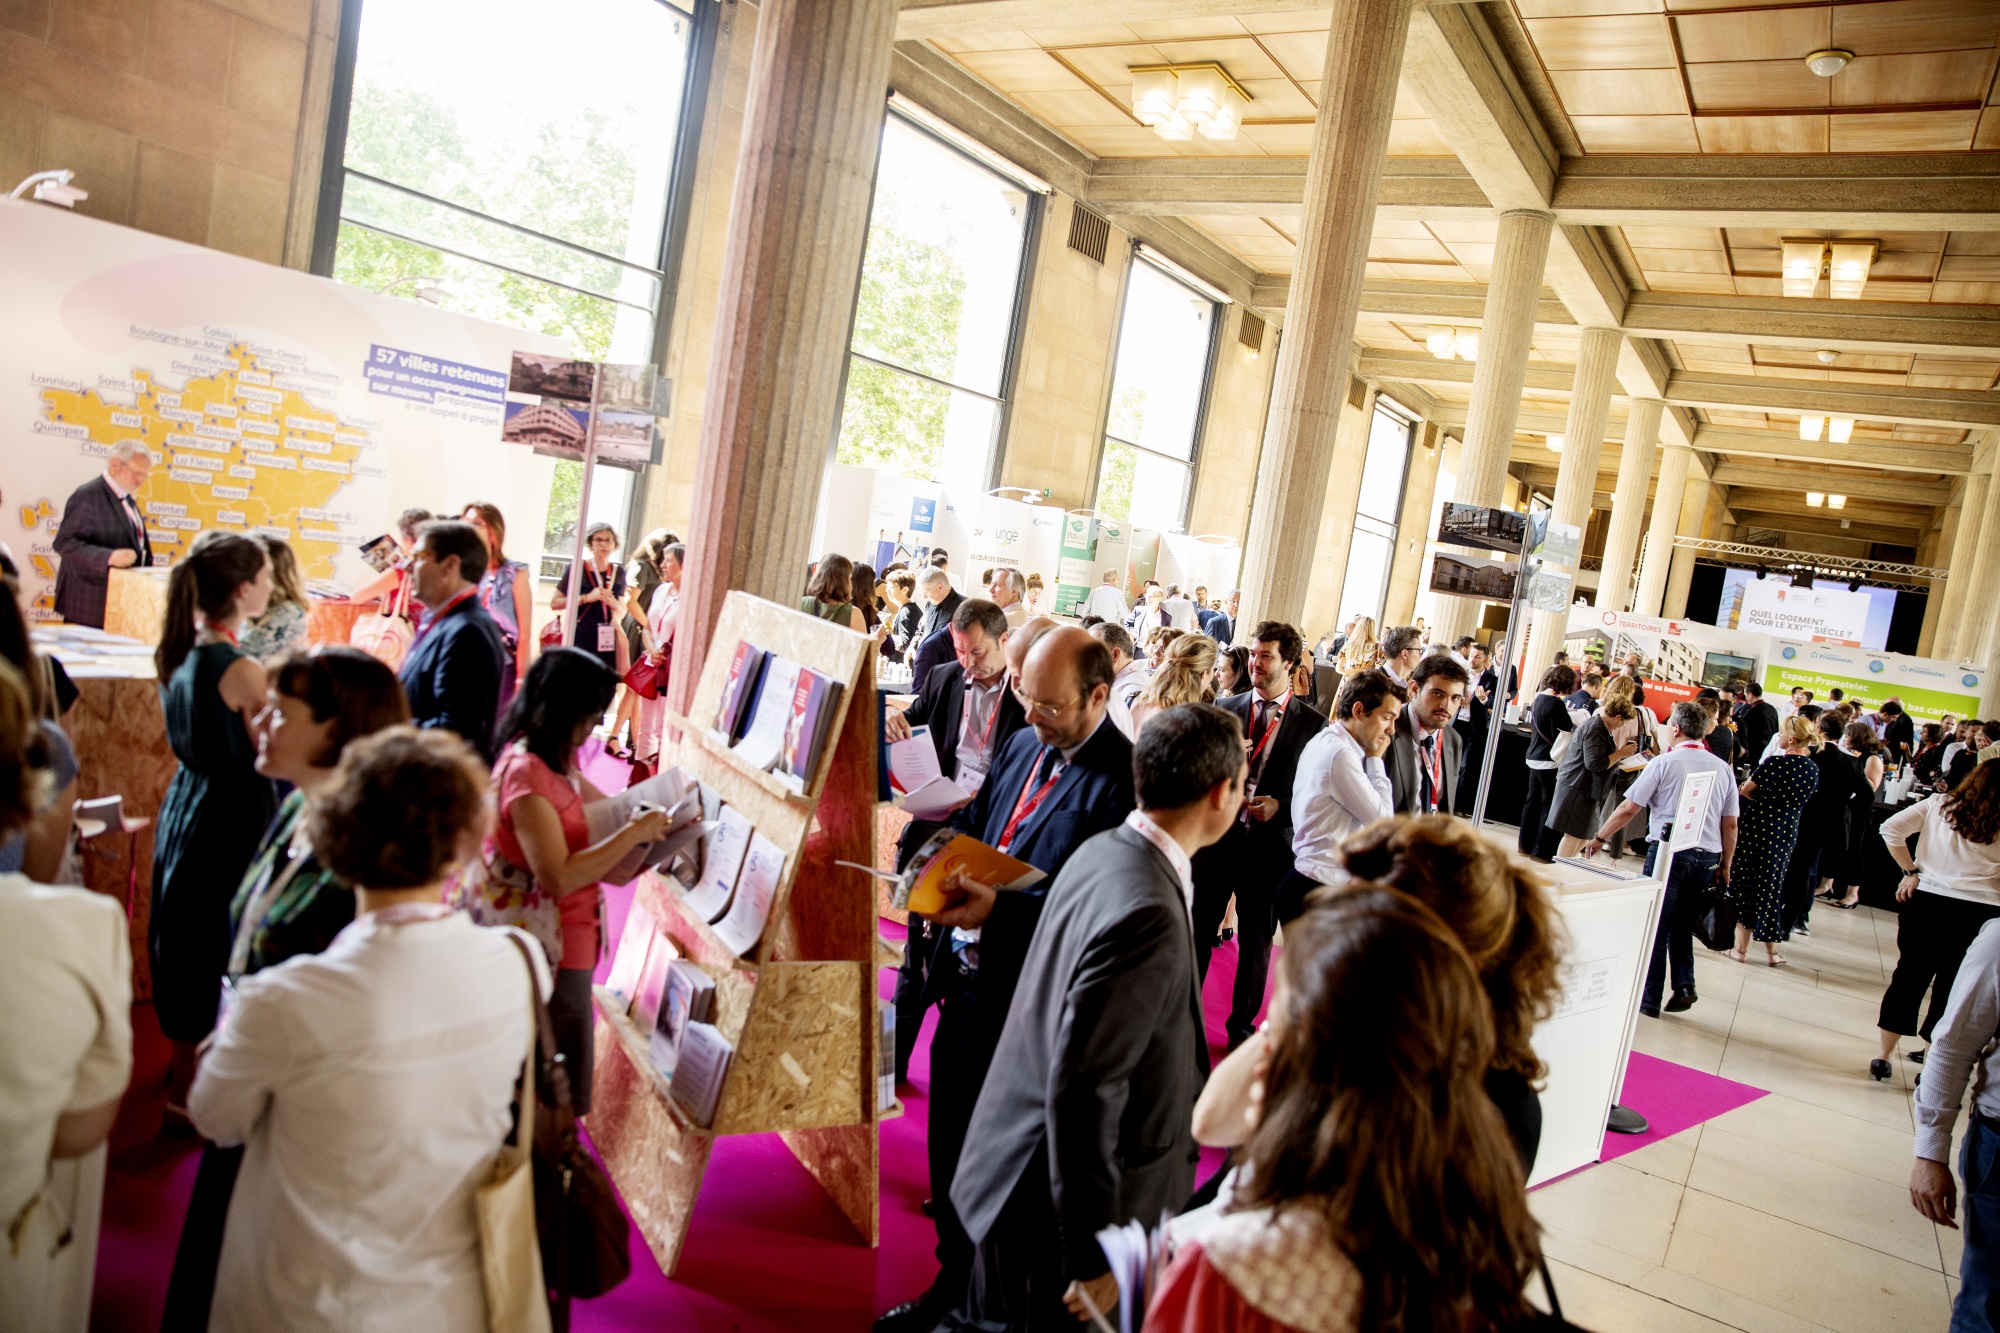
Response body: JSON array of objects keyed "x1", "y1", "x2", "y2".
[
  {"x1": 477, "y1": 940, "x2": 552, "y2": 1333},
  {"x1": 350, "y1": 573, "x2": 415, "y2": 671}
]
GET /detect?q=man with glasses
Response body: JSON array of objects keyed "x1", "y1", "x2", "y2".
[{"x1": 876, "y1": 627, "x2": 1133, "y2": 1333}]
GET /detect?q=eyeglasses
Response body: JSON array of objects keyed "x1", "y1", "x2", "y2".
[{"x1": 1014, "y1": 686, "x2": 1083, "y2": 720}]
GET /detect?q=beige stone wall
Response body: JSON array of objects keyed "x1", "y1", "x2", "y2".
[
  {"x1": 639, "y1": 0, "x2": 758, "y2": 541},
  {"x1": 0, "y1": 0, "x2": 325, "y2": 267},
  {"x1": 1299, "y1": 382, "x2": 1374, "y2": 640},
  {"x1": 1382, "y1": 422, "x2": 1444, "y2": 626},
  {"x1": 1185, "y1": 306, "x2": 1278, "y2": 547},
  {"x1": 999, "y1": 193, "x2": 1129, "y2": 511}
]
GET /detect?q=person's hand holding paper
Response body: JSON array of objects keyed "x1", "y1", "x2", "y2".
[{"x1": 926, "y1": 867, "x2": 997, "y2": 929}]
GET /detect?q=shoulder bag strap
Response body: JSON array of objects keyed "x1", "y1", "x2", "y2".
[
  {"x1": 501, "y1": 932, "x2": 576, "y2": 1118},
  {"x1": 500, "y1": 933, "x2": 541, "y2": 1153}
]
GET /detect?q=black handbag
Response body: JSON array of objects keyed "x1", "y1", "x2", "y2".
[{"x1": 1682, "y1": 862, "x2": 1739, "y2": 953}]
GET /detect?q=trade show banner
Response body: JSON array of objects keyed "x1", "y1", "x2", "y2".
[
  {"x1": 1054, "y1": 512, "x2": 1099, "y2": 616},
  {"x1": 934, "y1": 489, "x2": 1064, "y2": 595},
  {"x1": 1736, "y1": 580, "x2": 1872, "y2": 646},
  {"x1": 1565, "y1": 609, "x2": 1768, "y2": 720},
  {"x1": 2, "y1": 199, "x2": 567, "y2": 615},
  {"x1": 1762, "y1": 641, "x2": 1983, "y2": 723}
]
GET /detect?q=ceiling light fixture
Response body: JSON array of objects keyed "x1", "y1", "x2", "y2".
[
  {"x1": 1815, "y1": 349, "x2": 1838, "y2": 365},
  {"x1": 1781, "y1": 239, "x2": 1827, "y2": 297},
  {"x1": 1828, "y1": 416, "x2": 1855, "y2": 444},
  {"x1": 1806, "y1": 492, "x2": 1825, "y2": 507},
  {"x1": 1800, "y1": 414, "x2": 1825, "y2": 441},
  {"x1": 1828, "y1": 494, "x2": 1847, "y2": 509},
  {"x1": 1547, "y1": 434, "x2": 1564, "y2": 454},
  {"x1": 1425, "y1": 326, "x2": 1478, "y2": 361},
  {"x1": 1827, "y1": 241, "x2": 1878, "y2": 299},
  {"x1": 1805, "y1": 48, "x2": 1855, "y2": 77},
  {"x1": 1129, "y1": 63, "x2": 1252, "y2": 143}
]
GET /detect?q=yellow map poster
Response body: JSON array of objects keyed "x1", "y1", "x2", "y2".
[{"x1": 36, "y1": 338, "x2": 376, "y2": 581}]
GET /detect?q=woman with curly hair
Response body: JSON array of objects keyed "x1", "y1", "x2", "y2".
[
  {"x1": 1871, "y1": 760, "x2": 2000, "y2": 1080},
  {"x1": 1131, "y1": 631, "x2": 1217, "y2": 735},
  {"x1": 1151, "y1": 887, "x2": 1545, "y2": 1333}
]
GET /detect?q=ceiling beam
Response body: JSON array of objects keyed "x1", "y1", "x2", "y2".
[
  {"x1": 1708, "y1": 463, "x2": 1951, "y2": 506},
  {"x1": 1423, "y1": 402, "x2": 1593, "y2": 437},
  {"x1": 1359, "y1": 351, "x2": 1573, "y2": 393},
  {"x1": 1255, "y1": 275, "x2": 1578, "y2": 326},
  {"x1": 1689, "y1": 427, "x2": 1970, "y2": 475},
  {"x1": 1086, "y1": 157, "x2": 1491, "y2": 220},
  {"x1": 897, "y1": 0, "x2": 1327, "y2": 40},
  {"x1": 1666, "y1": 371, "x2": 2000, "y2": 429},
  {"x1": 1554, "y1": 154, "x2": 2000, "y2": 234},
  {"x1": 1623, "y1": 292, "x2": 2000, "y2": 359},
  {"x1": 1728, "y1": 510, "x2": 1930, "y2": 543}
]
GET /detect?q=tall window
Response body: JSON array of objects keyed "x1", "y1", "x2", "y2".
[
  {"x1": 1336, "y1": 397, "x2": 1417, "y2": 627},
  {"x1": 323, "y1": 0, "x2": 695, "y2": 575},
  {"x1": 835, "y1": 112, "x2": 1034, "y2": 492},
  {"x1": 1096, "y1": 257, "x2": 1217, "y2": 533}
]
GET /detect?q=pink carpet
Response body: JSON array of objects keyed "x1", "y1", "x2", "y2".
[{"x1": 1597, "y1": 1051, "x2": 1767, "y2": 1166}]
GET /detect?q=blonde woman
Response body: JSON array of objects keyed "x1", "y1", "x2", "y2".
[
  {"x1": 1595, "y1": 675, "x2": 1650, "y2": 857},
  {"x1": 1336, "y1": 616, "x2": 1379, "y2": 677},
  {"x1": 240, "y1": 536, "x2": 311, "y2": 662},
  {"x1": 1130, "y1": 633, "x2": 1217, "y2": 734}
]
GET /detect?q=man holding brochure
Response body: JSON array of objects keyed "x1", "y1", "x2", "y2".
[{"x1": 873, "y1": 627, "x2": 1132, "y2": 1333}]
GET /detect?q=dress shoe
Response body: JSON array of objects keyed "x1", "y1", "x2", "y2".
[
  {"x1": 874, "y1": 1284, "x2": 957, "y2": 1333},
  {"x1": 1869, "y1": 1058, "x2": 1891, "y2": 1081},
  {"x1": 919, "y1": 1197, "x2": 934, "y2": 1218},
  {"x1": 1639, "y1": 1004, "x2": 1661, "y2": 1019},
  {"x1": 1909, "y1": 1049, "x2": 1926, "y2": 1065},
  {"x1": 1664, "y1": 986, "x2": 1697, "y2": 1013}
]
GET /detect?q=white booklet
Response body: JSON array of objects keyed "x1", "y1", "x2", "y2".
[
  {"x1": 887, "y1": 726, "x2": 978, "y2": 820},
  {"x1": 712, "y1": 832, "x2": 785, "y2": 959},
  {"x1": 583, "y1": 768, "x2": 704, "y2": 884},
  {"x1": 601, "y1": 902, "x2": 659, "y2": 1007},
  {"x1": 681, "y1": 804, "x2": 753, "y2": 922},
  {"x1": 732, "y1": 657, "x2": 802, "y2": 772},
  {"x1": 671, "y1": 1021, "x2": 733, "y2": 1127}
]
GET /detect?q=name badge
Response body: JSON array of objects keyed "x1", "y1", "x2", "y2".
[{"x1": 597, "y1": 623, "x2": 617, "y2": 653}]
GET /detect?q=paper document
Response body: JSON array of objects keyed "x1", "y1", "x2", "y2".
[
  {"x1": 583, "y1": 768, "x2": 704, "y2": 884},
  {"x1": 895, "y1": 829, "x2": 1044, "y2": 916},
  {"x1": 887, "y1": 727, "x2": 977, "y2": 820},
  {"x1": 682, "y1": 804, "x2": 753, "y2": 922},
  {"x1": 711, "y1": 832, "x2": 784, "y2": 959}
]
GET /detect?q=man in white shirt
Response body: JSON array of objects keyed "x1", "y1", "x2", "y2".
[
  {"x1": 1910, "y1": 919, "x2": 2000, "y2": 1323},
  {"x1": 989, "y1": 567, "x2": 1027, "y2": 630},
  {"x1": 1087, "y1": 622, "x2": 1147, "y2": 739},
  {"x1": 1280, "y1": 668, "x2": 1406, "y2": 922},
  {"x1": 1080, "y1": 572, "x2": 1126, "y2": 624},
  {"x1": 1783, "y1": 686, "x2": 1813, "y2": 719},
  {"x1": 1587, "y1": 700, "x2": 1740, "y2": 1019},
  {"x1": 1159, "y1": 585, "x2": 1198, "y2": 632},
  {"x1": 1380, "y1": 624, "x2": 1424, "y2": 686}
]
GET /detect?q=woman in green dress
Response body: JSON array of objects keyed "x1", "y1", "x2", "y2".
[
  {"x1": 1730, "y1": 714, "x2": 1822, "y2": 966},
  {"x1": 149, "y1": 531, "x2": 278, "y2": 1045},
  {"x1": 800, "y1": 553, "x2": 865, "y2": 630},
  {"x1": 160, "y1": 644, "x2": 410, "y2": 1327}
]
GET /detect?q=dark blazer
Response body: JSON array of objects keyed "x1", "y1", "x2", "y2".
[
  {"x1": 1192, "y1": 690, "x2": 1326, "y2": 885},
  {"x1": 1883, "y1": 713, "x2": 1915, "y2": 765},
  {"x1": 52, "y1": 475, "x2": 152, "y2": 628},
  {"x1": 922, "y1": 717, "x2": 1135, "y2": 1018},
  {"x1": 909, "y1": 625, "x2": 955, "y2": 695},
  {"x1": 950, "y1": 824, "x2": 1207, "y2": 1277},
  {"x1": 398, "y1": 592, "x2": 507, "y2": 762},
  {"x1": 1206, "y1": 611, "x2": 1234, "y2": 645},
  {"x1": 1737, "y1": 700, "x2": 1781, "y2": 766},
  {"x1": 1388, "y1": 702, "x2": 1463, "y2": 815},
  {"x1": 916, "y1": 587, "x2": 965, "y2": 645},
  {"x1": 904, "y1": 660, "x2": 1027, "y2": 783},
  {"x1": 880, "y1": 599, "x2": 925, "y2": 663}
]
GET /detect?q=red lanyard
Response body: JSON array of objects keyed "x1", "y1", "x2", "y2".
[
  {"x1": 965, "y1": 680, "x2": 1003, "y2": 759},
  {"x1": 998, "y1": 750, "x2": 1062, "y2": 853},
  {"x1": 1419, "y1": 729, "x2": 1443, "y2": 811},
  {"x1": 1246, "y1": 695, "x2": 1287, "y2": 770}
]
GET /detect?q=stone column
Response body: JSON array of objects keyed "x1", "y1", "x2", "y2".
[
  {"x1": 1917, "y1": 508, "x2": 1954, "y2": 658},
  {"x1": 1382, "y1": 423, "x2": 1446, "y2": 626},
  {"x1": 1520, "y1": 327, "x2": 1621, "y2": 689},
  {"x1": 1960, "y1": 472, "x2": 2000, "y2": 668},
  {"x1": 1933, "y1": 469, "x2": 1989, "y2": 661},
  {"x1": 1662, "y1": 474, "x2": 1710, "y2": 620},
  {"x1": 668, "y1": 0, "x2": 899, "y2": 711},
  {"x1": 1632, "y1": 442, "x2": 1692, "y2": 617},
  {"x1": 1236, "y1": 0, "x2": 1419, "y2": 636},
  {"x1": 1427, "y1": 208, "x2": 1556, "y2": 645},
  {"x1": 1596, "y1": 397, "x2": 1663, "y2": 617}
]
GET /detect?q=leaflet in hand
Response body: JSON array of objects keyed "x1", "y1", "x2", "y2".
[
  {"x1": 887, "y1": 727, "x2": 977, "y2": 820},
  {"x1": 711, "y1": 832, "x2": 784, "y2": 959},
  {"x1": 681, "y1": 803, "x2": 754, "y2": 922},
  {"x1": 583, "y1": 768, "x2": 704, "y2": 884},
  {"x1": 671, "y1": 1021, "x2": 733, "y2": 1127},
  {"x1": 894, "y1": 828, "x2": 1044, "y2": 916}
]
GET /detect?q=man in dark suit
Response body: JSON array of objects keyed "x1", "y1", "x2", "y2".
[
  {"x1": 1735, "y1": 682, "x2": 1781, "y2": 769},
  {"x1": 1456, "y1": 641, "x2": 1515, "y2": 812},
  {"x1": 882, "y1": 598, "x2": 1027, "y2": 1079},
  {"x1": 399, "y1": 520, "x2": 506, "y2": 762},
  {"x1": 943, "y1": 703, "x2": 1240, "y2": 1331},
  {"x1": 1390, "y1": 653, "x2": 1469, "y2": 816},
  {"x1": 874, "y1": 627, "x2": 1133, "y2": 1333},
  {"x1": 915, "y1": 565, "x2": 964, "y2": 644},
  {"x1": 1191, "y1": 619, "x2": 1325, "y2": 1048},
  {"x1": 52, "y1": 440, "x2": 154, "y2": 627}
]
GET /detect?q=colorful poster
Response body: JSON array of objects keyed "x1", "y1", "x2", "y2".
[
  {"x1": 1762, "y1": 641, "x2": 1982, "y2": 724},
  {"x1": 1, "y1": 199, "x2": 568, "y2": 615},
  {"x1": 1738, "y1": 580, "x2": 1872, "y2": 646},
  {"x1": 1718, "y1": 567, "x2": 1895, "y2": 651}
]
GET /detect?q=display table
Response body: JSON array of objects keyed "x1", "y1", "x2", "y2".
[
  {"x1": 34, "y1": 627, "x2": 174, "y2": 1000},
  {"x1": 104, "y1": 565, "x2": 365, "y2": 649},
  {"x1": 1458, "y1": 719, "x2": 1530, "y2": 827},
  {"x1": 1525, "y1": 856, "x2": 1665, "y2": 1187}
]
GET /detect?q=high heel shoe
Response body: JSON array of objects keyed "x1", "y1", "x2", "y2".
[{"x1": 1869, "y1": 1058, "x2": 1891, "y2": 1081}]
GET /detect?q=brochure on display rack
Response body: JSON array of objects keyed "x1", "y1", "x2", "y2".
[
  {"x1": 583, "y1": 768, "x2": 705, "y2": 884},
  {"x1": 712, "y1": 639, "x2": 846, "y2": 790}
]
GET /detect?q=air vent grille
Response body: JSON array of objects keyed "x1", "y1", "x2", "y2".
[
  {"x1": 1237, "y1": 309, "x2": 1266, "y2": 353},
  {"x1": 1066, "y1": 206, "x2": 1110, "y2": 264}
]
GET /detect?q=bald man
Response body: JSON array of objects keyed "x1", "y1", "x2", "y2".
[{"x1": 876, "y1": 627, "x2": 1135, "y2": 1333}]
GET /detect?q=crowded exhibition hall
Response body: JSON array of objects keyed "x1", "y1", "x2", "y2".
[{"x1": 6, "y1": 0, "x2": 2000, "y2": 1328}]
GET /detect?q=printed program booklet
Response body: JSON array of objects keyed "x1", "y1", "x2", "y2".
[
  {"x1": 711, "y1": 831, "x2": 785, "y2": 959},
  {"x1": 648, "y1": 959, "x2": 716, "y2": 1081},
  {"x1": 732, "y1": 656, "x2": 803, "y2": 772},
  {"x1": 681, "y1": 803, "x2": 754, "y2": 922},
  {"x1": 583, "y1": 768, "x2": 705, "y2": 884},
  {"x1": 671, "y1": 1022, "x2": 733, "y2": 1127},
  {"x1": 886, "y1": 726, "x2": 979, "y2": 820}
]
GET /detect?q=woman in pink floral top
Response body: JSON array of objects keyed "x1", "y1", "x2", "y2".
[{"x1": 1148, "y1": 888, "x2": 1544, "y2": 1333}]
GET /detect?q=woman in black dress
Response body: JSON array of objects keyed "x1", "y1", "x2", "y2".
[
  {"x1": 1730, "y1": 716, "x2": 1820, "y2": 965},
  {"x1": 1825, "y1": 720, "x2": 1887, "y2": 909},
  {"x1": 1519, "y1": 665, "x2": 1577, "y2": 860},
  {"x1": 550, "y1": 521, "x2": 629, "y2": 675},
  {"x1": 150, "y1": 532, "x2": 279, "y2": 1047}
]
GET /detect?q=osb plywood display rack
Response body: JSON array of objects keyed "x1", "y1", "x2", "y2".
[{"x1": 589, "y1": 591, "x2": 886, "y2": 1276}]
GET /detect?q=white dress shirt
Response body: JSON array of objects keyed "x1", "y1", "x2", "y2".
[
  {"x1": 956, "y1": 674, "x2": 1005, "y2": 793},
  {"x1": 192, "y1": 910, "x2": 551, "y2": 1333},
  {"x1": 1108, "y1": 659, "x2": 1148, "y2": 738},
  {"x1": 1916, "y1": 918, "x2": 2000, "y2": 1164},
  {"x1": 1082, "y1": 584, "x2": 1127, "y2": 623},
  {"x1": 1160, "y1": 596, "x2": 1198, "y2": 631},
  {"x1": 1290, "y1": 722, "x2": 1394, "y2": 883},
  {"x1": 1124, "y1": 808, "x2": 1195, "y2": 919}
]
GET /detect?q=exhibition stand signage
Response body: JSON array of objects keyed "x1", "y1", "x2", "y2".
[{"x1": 1762, "y1": 640, "x2": 1983, "y2": 723}]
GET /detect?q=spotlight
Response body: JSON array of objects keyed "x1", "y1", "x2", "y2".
[
  {"x1": 1800, "y1": 415, "x2": 1825, "y2": 441},
  {"x1": 1815, "y1": 349, "x2": 1838, "y2": 365}
]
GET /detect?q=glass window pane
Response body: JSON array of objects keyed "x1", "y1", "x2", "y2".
[
  {"x1": 1356, "y1": 404, "x2": 1413, "y2": 524},
  {"x1": 1106, "y1": 261, "x2": 1214, "y2": 464},
  {"x1": 1337, "y1": 530, "x2": 1394, "y2": 628},
  {"x1": 345, "y1": 0, "x2": 689, "y2": 265},
  {"x1": 849, "y1": 117, "x2": 1029, "y2": 398},
  {"x1": 1095, "y1": 439, "x2": 1190, "y2": 534},
  {"x1": 836, "y1": 358, "x2": 1000, "y2": 491},
  {"x1": 539, "y1": 462, "x2": 635, "y2": 580}
]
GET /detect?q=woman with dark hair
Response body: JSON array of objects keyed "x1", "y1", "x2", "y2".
[
  {"x1": 151, "y1": 531, "x2": 279, "y2": 1045},
  {"x1": 1214, "y1": 645, "x2": 1252, "y2": 699},
  {"x1": 0, "y1": 583, "x2": 72, "y2": 881},
  {"x1": 1155, "y1": 887, "x2": 1544, "y2": 1332},
  {"x1": 190, "y1": 727, "x2": 544, "y2": 1331},
  {"x1": 880, "y1": 569, "x2": 922, "y2": 664},
  {"x1": 239, "y1": 535, "x2": 309, "y2": 661},
  {"x1": 800, "y1": 553, "x2": 865, "y2": 630},
  {"x1": 1912, "y1": 721, "x2": 1947, "y2": 789},
  {"x1": 456, "y1": 647, "x2": 670, "y2": 1112},
  {"x1": 460, "y1": 502, "x2": 533, "y2": 710},
  {"x1": 159, "y1": 646, "x2": 411, "y2": 1328},
  {"x1": 1871, "y1": 761, "x2": 2000, "y2": 1079},
  {"x1": 1823, "y1": 720, "x2": 1887, "y2": 910},
  {"x1": 850, "y1": 562, "x2": 880, "y2": 633},
  {"x1": 1518, "y1": 664, "x2": 1578, "y2": 860},
  {"x1": 550, "y1": 521, "x2": 629, "y2": 677}
]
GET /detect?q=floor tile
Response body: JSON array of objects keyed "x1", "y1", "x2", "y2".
[
  {"x1": 1531, "y1": 1161, "x2": 1685, "y2": 1267},
  {"x1": 1706, "y1": 1092, "x2": 1926, "y2": 1188},
  {"x1": 1718, "y1": 1005, "x2": 1915, "y2": 1132},
  {"x1": 1618, "y1": 1125, "x2": 1702, "y2": 1186},
  {"x1": 1635, "y1": 1011, "x2": 1731, "y2": 1074},
  {"x1": 1661, "y1": 1189, "x2": 1954, "y2": 1332},
  {"x1": 1541, "y1": 1259, "x2": 1741, "y2": 1332},
  {"x1": 1633, "y1": 1264, "x2": 1836, "y2": 1333}
]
